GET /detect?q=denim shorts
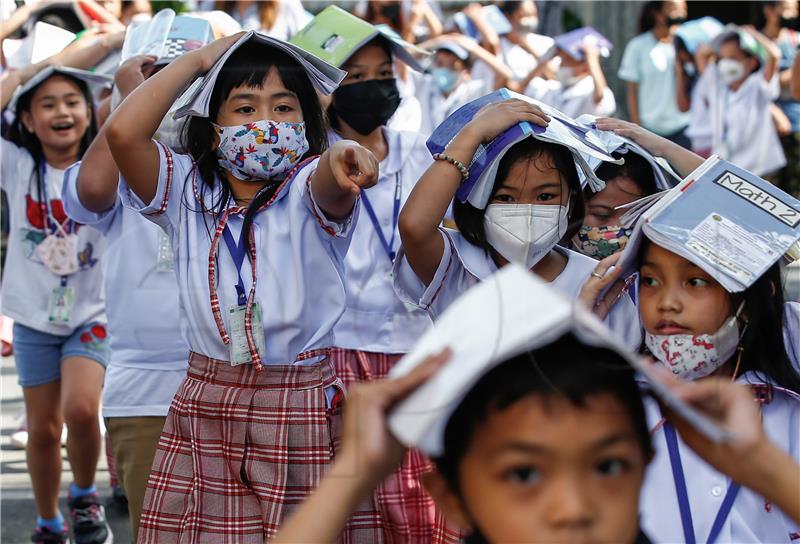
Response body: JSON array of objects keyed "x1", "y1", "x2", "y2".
[{"x1": 13, "y1": 321, "x2": 110, "y2": 387}]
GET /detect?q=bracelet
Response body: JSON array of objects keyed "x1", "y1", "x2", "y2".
[{"x1": 433, "y1": 152, "x2": 469, "y2": 180}]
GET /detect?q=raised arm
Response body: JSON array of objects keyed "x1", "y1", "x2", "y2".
[
  {"x1": 105, "y1": 33, "x2": 243, "y2": 204},
  {"x1": 462, "y1": 3, "x2": 500, "y2": 55},
  {"x1": 420, "y1": 33, "x2": 513, "y2": 89},
  {"x1": 742, "y1": 26, "x2": 780, "y2": 82},
  {"x1": 584, "y1": 45, "x2": 609, "y2": 104},
  {"x1": 399, "y1": 99, "x2": 550, "y2": 285},
  {"x1": 405, "y1": 0, "x2": 443, "y2": 43},
  {"x1": 594, "y1": 117, "x2": 704, "y2": 177}
]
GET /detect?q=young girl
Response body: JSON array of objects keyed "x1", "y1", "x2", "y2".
[
  {"x1": 395, "y1": 98, "x2": 641, "y2": 349},
  {"x1": 1, "y1": 64, "x2": 112, "y2": 543},
  {"x1": 105, "y1": 32, "x2": 379, "y2": 541}
]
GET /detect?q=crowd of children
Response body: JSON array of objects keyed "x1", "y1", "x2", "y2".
[{"x1": 0, "y1": 1, "x2": 799, "y2": 544}]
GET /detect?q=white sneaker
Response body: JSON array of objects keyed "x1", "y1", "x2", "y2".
[{"x1": 10, "y1": 428, "x2": 27, "y2": 449}]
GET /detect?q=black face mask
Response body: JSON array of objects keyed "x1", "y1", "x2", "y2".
[
  {"x1": 332, "y1": 78, "x2": 401, "y2": 135},
  {"x1": 381, "y1": 3, "x2": 401, "y2": 21},
  {"x1": 667, "y1": 16, "x2": 686, "y2": 26},
  {"x1": 781, "y1": 16, "x2": 798, "y2": 28}
]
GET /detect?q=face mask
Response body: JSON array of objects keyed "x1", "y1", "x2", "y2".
[
  {"x1": 432, "y1": 67, "x2": 460, "y2": 94},
  {"x1": 154, "y1": 111, "x2": 187, "y2": 152},
  {"x1": 667, "y1": 16, "x2": 687, "y2": 26},
  {"x1": 484, "y1": 203, "x2": 570, "y2": 269},
  {"x1": 332, "y1": 78, "x2": 401, "y2": 135},
  {"x1": 572, "y1": 224, "x2": 633, "y2": 260},
  {"x1": 518, "y1": 16, "x2": 539, "y2": 33},
  {"x1": 555, "y1": 66, "x2": 582, "y2": 87},
  {"x1": 645, "y1": 304, "x2": 745, "y2": 381},
  {"x1": 780, "y1": 16, "x2": 797, "y2": 28},
  {"x1": 214, "y1": 120, "x2": 309, "y2": 182},
  {"x1": 717, "y1": 58, "x2": 747, "y2": 85}
]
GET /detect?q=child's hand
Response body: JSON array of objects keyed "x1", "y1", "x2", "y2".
[
  {"x1": 329, "y1": 141, "x2": 379, "y2": 195},
  {"x1": 464, "y1": 99, "x2": 550, "y2": 144},
  {"x1": 595, "y1": 117, "x2": 667, "y2": 157},
  {"x1": 192, "y1": 31, "x2": 247, "y2": 73},
  {"x1": 577, "y1": 252, "x2": 628, "y2": 319},
  {"x1": 339, "y1": 348, "x2": 452, "y2": 483},
  {"x1": 114, "y1": 55, "x2": 157, "y2": 100}
]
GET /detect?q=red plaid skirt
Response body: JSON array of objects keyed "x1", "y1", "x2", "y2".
[
  {"x1": 331, "y1": 348, "x2": 464, "y2": 544},
  {"x1": 137, "y1": 352, "x2": 374, "y2": 543}
]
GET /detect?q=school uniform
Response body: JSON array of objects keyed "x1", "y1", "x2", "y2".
[
  {"x1": 524, "y1": 74, "x2": 616, "y2": 118},
  {"x1": 640, "y1": 371, "x2": 800, "y2": 543},
  {"x1": 121, "y1": 142, "x2": 363, "y2": 542},
  {"x1": 393, "y1": 228, "x2": 643, "y2": 350},
  {"x1": 414, "y1": 72, "x2": 492, "y2": 136},
  {"x1": 785, "y1": 301, "x2": 800, "y2": 372},
  {"x1": 687, "y1": 64, "x2": 786, "y2": 176}
]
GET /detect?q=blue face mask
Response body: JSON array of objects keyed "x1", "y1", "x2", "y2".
[{"x1": 432, "y1": 67, "x2": 459, "y2": 94}]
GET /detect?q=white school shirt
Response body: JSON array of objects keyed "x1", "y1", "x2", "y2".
[
  {"x1": 119, "y1": 143, "x2": 356, "y2": 365},
  {"x1": 0, "y1": 140, "x2": 105, "y2": 335},
  {"x1": 785, "y1": 301, "x2": 800, "y2": 372},
  {"x1": 388, "y1": 74, "x2": 423, "y2": 134},
  {"x1": 414, "y1": 72, "x2": 493, "y2": 136},
  {"x1": 393, "y1": 228, "x2": 642, "y2": 350},
  {"x1": 501, "y1": 34, "x2": 555, "y2": 81},
  {"x1": 640, "y1": 372, "x2": 800, "y2": 543},
  {"x1": 62, "y1": 162, "x2": 187, "y2": 417},
  {"x1": 524, "y1": 75, "x2": 616, "y2": 119},
  {"x1": 329, "y1": 128, "x2": 433, "y2": 354},
  {"x1": 687, "y1": 64, "x2": 786, "y2": 176}
]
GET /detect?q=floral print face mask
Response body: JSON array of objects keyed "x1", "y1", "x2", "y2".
[{"x1": 213, "y1": 120, "x2": 310, "y2": 182}]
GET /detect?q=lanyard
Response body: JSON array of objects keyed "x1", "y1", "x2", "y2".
[
  {"x1": 663, "y1": 422, "x2": 741, "y2": 544},
  {"x1": 360, "y1": 173, "x2": 401, "y2": 262},
  {"x1": 37, "y1": 162, "x2": 72, "y2": 235},
  {"x1": 222, "y1": 224, "x2": 248, "y2": 307}
]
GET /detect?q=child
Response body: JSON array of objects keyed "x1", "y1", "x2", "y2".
[
  {"x1": 687, "y1": 26, "x2": 786, "y2": 176},
  {"x1": 105, "y1": 31, "x2": 379, "y2": 541},
  {"x1": 1, "y1": 62, "x2": 112, "y2": 543},
  {"x1": 395, "y1": 98, "x2": 642, "y2": 349}
]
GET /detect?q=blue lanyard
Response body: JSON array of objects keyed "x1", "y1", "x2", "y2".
[
  {"x1": 222, "y1": 224, "x2": 248, "y2": 307},
  {"x1": 37, "y1": 162, "x2": 72, "y2": 235},
  {"x1": 360, "y1": 173, "x2": 401, "y2": 262},
  {"x1": 663, "y1": 422, "x2": 741, "y2": 544}
]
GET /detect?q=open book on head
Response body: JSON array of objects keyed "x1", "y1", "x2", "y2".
[
  {"x1": 610, "y1": 156, "x2": 800, "y2": 295},
  {"x1": 426, "y1": 88, "x2": 622, "y2": 210},
  {"x1": 387, "y1": 264, "x2": 731, "y2": 458}
]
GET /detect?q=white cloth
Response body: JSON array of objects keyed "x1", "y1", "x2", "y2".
[
  {"x1": 618, "y1": 31, "x2": 690, "y2": 136},
  {"x1": 119, "y1": 144, "x2": 357, "y2": 364},
  {"x1": 62, "y1": 162, "x2": 188, "y2": 417},
  {"x1": 524, "y1": 74, "x2": 616, "y2": 118},
  {"x1": 501, "y1": 34, "x2": 555, "y2": 81},
  {"x1": 640, "y1": 372, "x2": 800, "y2": 543},
  {"x1": 413, "y1": 72, "x2": 492, "y2": 136},
  {"x1": 0, "y1": 140, "x2": 105, "y2": 335},
  {"x1": 329, "y1": 128, "x2": 433, "y2": 353},
  {"x1": 393, "y1": 228, "x2": 642, "y2": 350},
  {"x1": 687, "y1": 64, "x2": 786, "y2": 176},
  {"x1": 388, "y1": 74, "x2": 423, "y2": 133},
  {"x1": 230, "y1": 0, "x2": 310, "y2": 40},
  {"x1": 784, "y1": 301, "x2": 800, "y2": 372}
]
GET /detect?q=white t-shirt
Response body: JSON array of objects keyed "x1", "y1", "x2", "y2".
[
  {"x1": 62, "y1": 162, "x2": 187, "y2": 417},
  {"x1": 414, "y1": 72, "x2": 492, "y2": 136},
  {"x1": 618, "y1": 32, "x2": 690, "y2": 136},
  {"x1": 641, "y1": 372, "x2": 800, "y2": 543},
  {"x1": 393, "y1": 228, "x2": 642, "y2": 350},
  {"x1": 525, "y1": 74, "x2": 616, "y2": 118},
  {"x1": 231, "y1": 0, "x2": 311, "y2": 40},
  {"x1": 388, "y1": 74, "x2": 423, "y2": 134},
  {"x1": 0, "y1": 140, "x2": 105, "y2": 335},
  {"x1": 119, "y1": 143, "x2": 355, "y2": 365},
  {"x1": 329, "y1": 128, "x2": 433, "y2": 353},
  {"x1": 501, "y1": 33, "x2": 555, "y2": 81},
  {"x1": 687, "y1": 64, "x2": 786, "y2": 176}
]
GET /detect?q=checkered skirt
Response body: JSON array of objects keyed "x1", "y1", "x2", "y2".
[
  {"x1": 331, "y1": 348, "x2": 465, "y2": 544},
  {"x1": 137, "y1": 352, "x2": 372, "y2": 543}
]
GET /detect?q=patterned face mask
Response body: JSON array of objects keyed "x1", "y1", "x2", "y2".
[
  {"x1": 573, "y1": 224, "x2": 633, "y2": 260},
  {"x1": 213, "y1": 120, "x2": 309, "y2": 182}
]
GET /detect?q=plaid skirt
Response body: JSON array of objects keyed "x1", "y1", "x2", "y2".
[
  {"x1": 331, "y1": 348, "x2": 464, "y2": 544},
  {"x1": 137, "y1": 351, "x2": 373, "y2": 543}
]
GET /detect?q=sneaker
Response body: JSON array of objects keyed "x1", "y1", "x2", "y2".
[
  {"x1": 30, "y1": 526, "x2": 68, "y2": 543},
  {"x1": 10, "y1": 427, "x2": 27, "y2": 449},
  {"x1": 68, "y1": 494, "x2": 113, "y2": 544}
]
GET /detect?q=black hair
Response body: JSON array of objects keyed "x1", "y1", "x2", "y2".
[
  {"x1": 6, "y1": 73, "x2": 97, "y2": 211},
  {"x1": 453, "y1": 137, "x2": 585, "y2": 253},
  {"x1": 433, "y1": 333, "x2": 653, "y2": 541},
  {"x1": 639, "y1": 1, "x2": 665, "y2": 34},
  {"x1": 181, "y1": 40, "x2": 329, "y2": 237},
  {"x1": 587, "y1": 151, "x2": 660, "y2": 203},
  {"x1": 500, "y1": 1, "x2": 526, "y2": 17}
]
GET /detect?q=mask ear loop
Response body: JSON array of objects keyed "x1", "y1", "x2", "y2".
[{"x1": 729, "y1": 301, "x2": 748, "y2": 382}]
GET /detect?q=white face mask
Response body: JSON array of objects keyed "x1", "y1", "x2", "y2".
[
  {"x1": 484, "y1": 203, "x2": 570, "y2": 269},
  {"x1": 555, "y1": 66, "x2": 582, "y2": 87},
  {"x1": 645, "y1": 304, "x2": 745, "y2": 381},
  {"x1": 519, "y1": 16, "x2": 539, "y2": 33},
  {"x1": 717, "y1": 58, "x2": 747, "y2": 85}
]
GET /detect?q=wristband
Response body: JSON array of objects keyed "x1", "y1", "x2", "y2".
[{"x1": 432, "y1": 152, "x2": 469, "y2": 180}]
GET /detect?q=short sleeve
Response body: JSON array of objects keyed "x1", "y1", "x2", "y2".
[
  {"x1": 118, "y1": 141, "x2": 190, "y2": 231},
  {"x1": 760, "y1": 70, "x2": 781, "y2": 101},
  {"x1": 595, "y1": 86, "x2": 617, "y2": 116},
  {"x1": 61, "y1": 161, "x2": 119, "y2": 235},
  {"x1": 1, "y1": 139, "x2": 26, "y2": 202},
  {"x1": 617, "y1": 37, "x2": 642, "y2": 83}
]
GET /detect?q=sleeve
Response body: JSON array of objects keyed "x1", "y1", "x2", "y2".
[
  {"x1": 594, "y1": 86, "x2": 617, "y2": 117},
  {"x1": 392, "y1": 228, "x2": 477, "y2": 320},
  {"x1": 617, "y1": 37, "x2": 641, "y2": 83},
  {"x1": 1, "y1": 139, "x2": 25, "y2": 202},
  {"x1": 605, "y1": 292, "x2": 643, "y2": 352},
  {"x1": 61, "y1": 161, "x2": 118, "y2": 235},
  {"x1": 118, "y1": 140, "x2": 190, "y2": 231},
  {"x1": 759, "y1": 69, "x2": 781, "y2": 101},
  {"x1": 523, "y1": 77, "x2": 558, "y2": 102}
]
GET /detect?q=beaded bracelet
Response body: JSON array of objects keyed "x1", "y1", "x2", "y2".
[{"x1": 432, "y1": 152, "x2": 469, "y2": 180}]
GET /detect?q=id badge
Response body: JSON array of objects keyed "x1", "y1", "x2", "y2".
[
  {"x1": 48, "y1": 286, "x2": 75, "y2": 323},
  {"x1": 228, "y1": 302, "x2": 266, "y2": 366},
  {"x1": 156, "y1": 230, "x2": 175, "y2": 273}
]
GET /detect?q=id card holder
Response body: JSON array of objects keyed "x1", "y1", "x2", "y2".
[
  {"x1": 48, "y1": 277, "x2": 74, "y2": 323},
  {"x1": 228, "y1": 302, "x2": 266, "y2": 366},
  {"x1": 156, "y1": 230, "x2": 175, "y2": 273}
]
